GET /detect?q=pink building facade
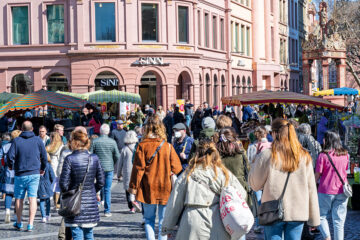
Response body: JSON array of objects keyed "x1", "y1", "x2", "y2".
[{"x1": 0, "y1": 0, "x2": 289, "y2": 109}]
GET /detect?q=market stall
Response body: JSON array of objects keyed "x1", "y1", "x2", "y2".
[{"x1": 57, "y1": 89, "x2": 142, "y2": 118}]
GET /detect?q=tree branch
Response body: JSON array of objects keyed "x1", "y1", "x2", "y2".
[{"x1": 346, "y1": 60, "x2": 360, "y2": 87}]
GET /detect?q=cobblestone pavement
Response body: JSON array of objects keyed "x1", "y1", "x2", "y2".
[{"x1": 0, "y1": 180, "x2": 359, "y2": 240}]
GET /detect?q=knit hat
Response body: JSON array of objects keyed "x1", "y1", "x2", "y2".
[{"x1": 202, "y1": 117, "x2": 216, "y2": 130}]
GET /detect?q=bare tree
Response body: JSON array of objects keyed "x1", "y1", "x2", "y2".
[{"x1": 333, "y1": 0, "x2": 360, "y2": 86}]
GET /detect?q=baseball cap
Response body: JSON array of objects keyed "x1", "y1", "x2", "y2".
[{"x1": 172, "y1": 123, "x2": 186, "y2": 130}]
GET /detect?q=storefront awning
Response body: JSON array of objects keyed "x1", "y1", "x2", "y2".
[
  {"x1": 57, "y1": 90, "x2": 142, "y2": 104},
  {"x1": 0, "y1": 89, "x2": 86, "y2": 117},
  {"x1": 222, "y1": 90, "x2": 344, "y2": 110},
  {"x1": 313, "y1": 87, "x2": 360, "y2": 96}
]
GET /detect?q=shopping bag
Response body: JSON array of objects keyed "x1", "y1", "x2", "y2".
[{"x1": 220, "y1": 186, "x2": 254, "y2": 240}]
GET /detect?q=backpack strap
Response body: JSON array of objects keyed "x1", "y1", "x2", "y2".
[{"x1": 325, "y1": 153, "x2": 345, "y2": 185}]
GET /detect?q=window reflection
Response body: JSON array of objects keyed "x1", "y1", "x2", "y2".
[
  {"x1": 142, "y1": 4, "x2": 158, "y2": 42},
  {"x1": 95, "y1": 3, "x2": 115, "y2": 42}
]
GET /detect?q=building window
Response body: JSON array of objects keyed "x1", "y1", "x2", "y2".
[
  {"x1": 295, "y1": 2, "x2": 298, "y2": 30},
  {"x1": 271, "y1": 27, "x2": 274, "y2": 59},
  {"x1": 246, "y1": 27, "x2": 250, "y2": 56},
  {"x1": 270, "y1": 0, "x2": 274, "y2": 13},
  {"x1": 220, "y1": 18, "x2": 224, "y2": 50},
  {"x1": 11, "y1": 74, "x2": 32, "y2": 94},
  {"x1": 198, "y1": 10, "x2": 201, "y2": 45},
  {"x1": 47, "y1": 5, "x2": 64, "y2": 44},
  {"x1": 178, "y1": 6, "x2": 188, "y2": 43},
  {"x1": 142, "y1": 3, "x2": 158, "y2": 42},
  {"x1": 279, "y1": 0, "x2": 282, "y2": 21},
  {"x1": 95, "y1": 3, "x2": 115, "y2": 42},
  {"x1": 12, "y1": 6, "x2": 29, "y2": 45},
  {"x1": 235, "y1": 23, "x2": 239, "y2": 52},
  {"x1": 231, "y1": 21, "x2": 234, "y2": 51},
  {"x1": 295, "y1": 39, "x2": 298, "y2": 64},
  {"x1": 204, "y1": 13, "x2": 209, "y2": 48},
  {"x1": 47, "y1": 73, "x2": 68, "y2": 92},
  {"x1": 212, "y1": 16, "x2": 217, "y2": 49},
  {"x1": 241, "y1": 25, "x2": 245, "y2": 54}
]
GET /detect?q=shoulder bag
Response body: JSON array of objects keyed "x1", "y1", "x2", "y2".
[
  {"x1": 258, "y1": 172, "x2": 290, "y2": 226},
  {"x1": 191, "y1": 174, "x2": 254, "y2": 238},
  {"x1": 146, "y1": 140, "x2": 165, "y2": 165},
  {"x1": 241, "y1": 152, "x2": 259, "y2": 218},
  {"x1": 325, "y1": 153, "x2": 352, "y2": 198},
  {"x1": 58, "y1": 155, "x2": 91, "y2": 218}
]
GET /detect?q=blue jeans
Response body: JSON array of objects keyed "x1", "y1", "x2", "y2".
[
  {"x1": 14, "y1": 174, "x2": 40, "y2": 199},
  {"x1": 185, "y1": 115, "x2": 191, "y2": 127},
  {"x1": 70, "y1": 226, "x2": 94, "y2": 240},
  {"x1": 255, "y1": 190, "x2": 262, "y2": 227},
  {"x1": 143, "y1": 203, "x2": 167, "y2": 240},
  {"x1": 101, "y1": 171, "x2": 113, "y2": 213},
  {"x1": 39, "y1": 198, "x2": 51, "y2": 218},
  {"x1": 5, "y1": 194, "x2": 13, "y2": 209},
  {"x1": 318, "y1": 193, "x2": 348, "y2": 240},
  {"x1": 264, "y1": 221, "x2": 304, "y2": 240}
]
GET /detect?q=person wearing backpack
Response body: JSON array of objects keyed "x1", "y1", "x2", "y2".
[
  {"x1": 37, "y1": 154, "x2": 56, "y2": 223},
  {"x1": 249, "y1": 118, "x2": 320, "y2": 239},
  {"x1": 128, "y1": 115, "x2": 182, "y2": 240},
  {"x1": 161, "y1": 139, "x2": 247, "y2": 240},
  {"x1": 0, "y1": 131, "x2": 21, "y2": 223},
  {"x1": 116, "y1": 130, "x2": 139, "y2": 213},
  {"x1": 315, "y1": 131, "x2": 350, "y2": 240}
]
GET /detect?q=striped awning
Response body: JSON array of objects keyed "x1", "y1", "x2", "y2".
[
  {"x1": 0, "y1": 92, "x2": 22, "y2": 105},
  {"x1": 57, "y1": 90, "x2": 142, "y2": 104},
  {"x1": 0, "y1": 89, "x2": 86, "y2": 117},
  {"x1": 222, "y1": 90, "x2": 344, "y2": 110},
  {"x1": 313, "y1": 87, "x2": 360, "y2": 96}
]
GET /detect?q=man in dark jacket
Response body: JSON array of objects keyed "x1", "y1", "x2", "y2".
[
  {"x1": 173, "y1": 105, "x2": 185, "y2": 125},
  {"x1": 172, "y1": 123, "x2": 194, "y2": 170},
  {"x1": 8, "y1": 121, "x2": 47, "y2": 231},
  {"x1": 202, "y1": 102, "x2": 213, "y2": 118},
  {"x1": 110, "y1": 120, "x2": 126, "y2": 151},
  {"x1": 184, "y1": 99, "x2": 194, "y2": 127}
]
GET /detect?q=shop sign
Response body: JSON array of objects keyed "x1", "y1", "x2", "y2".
[
  {"x1": 98, "y1": 78, "x2": 119, "y2": 87},
  {"x1": 132, "y1": 57, "x2": 170, "y2": 66},
  {"x1": 176, "y1": 99, "x2": 185, "y2": 114}
]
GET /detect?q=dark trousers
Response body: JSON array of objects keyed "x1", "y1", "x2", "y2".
[{"x1": 125, "y1": 191, "x2": 133, "y2": 210}]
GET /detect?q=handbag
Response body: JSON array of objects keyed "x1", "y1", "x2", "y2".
[
  {"x1": 325, "y1": 153, "x2": 352, "y2": 198},
  {"x1": 258, "y1": 172, "x2": 290, "y2": 226},
  {"x1": 191, "y1": 175, "x2": 254, "y2": 239},
  {"x1": 58, "y1": 156, "x2": 91, "y2": 218}
]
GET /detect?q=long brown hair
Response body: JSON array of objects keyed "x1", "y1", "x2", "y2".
[
  {"x1": 187, "y1": 139, "x2": 230, "y2": 186},
  {"x1": 216, "y1": 127, "x2": 244, "y2": 157},
  {"x1": 271, "y1": 118, "x2": 311, "y2": 172},
  {"x1": 142, "y1": 115, "x2": 167, "y2": 141},
  {"x1": 46, "y1": 132, "x2": 63, "y2": 154}
]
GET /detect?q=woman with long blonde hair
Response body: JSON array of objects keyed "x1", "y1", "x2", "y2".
[
  {"x1": 46, "y1": 132, "x2": 64, "y2": 210},
  {"x1": 249, "y1": 118, "x2": 320, "y2": 239},
  {"x1": 161, "y1": 139, "x2": 247, "y2": 239},
  {"x1": 128, "y1": 115, "x2": 182, "y2": 240}
]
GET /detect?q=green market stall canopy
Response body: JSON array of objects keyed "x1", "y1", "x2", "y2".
[
  {"x1": 57, "y1": 90, "x2": 142, "y2": 104},
  {"x1": 222, "y1": 90, "x2": 344, "y2": 111}
]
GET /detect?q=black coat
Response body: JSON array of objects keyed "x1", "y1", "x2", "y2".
[
  {"x1": 59, "y1": 150, "x2": 105, "y2": 224},
  {"x1": 37, "y1": 163, "x2": 56, "y2": 199}
]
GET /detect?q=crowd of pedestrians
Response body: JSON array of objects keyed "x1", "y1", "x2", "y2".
[{"x1": 0, "y1": 100, "x2": 353, "y2": 240}]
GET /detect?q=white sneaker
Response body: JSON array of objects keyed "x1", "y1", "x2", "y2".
[
  {"x1": 104, "y1": 212, "x2": 112, "y2": 217},
  {"x1": 46, "y1": 215, "x2": 51, "y2": 222},
  {"x1": 5, "y1": 209, "x2": 10, "y2": 223},
  {"x1": 41, "y1": 217, "x2": 47, "y2": 223}
]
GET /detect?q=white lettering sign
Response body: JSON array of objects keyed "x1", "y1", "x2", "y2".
[
  {"x1": 133, "y1": 57, "x2": 169, "y2": 66},
  {"x1": 99, "y1": 79, "x2": 119, "y2": 87}
]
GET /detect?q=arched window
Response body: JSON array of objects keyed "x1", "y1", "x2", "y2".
[
  {"x1": 242, "y1": 76, "x2": 246, "y2": 93},
  {"x1": 247, "y1": 77, "x2": 252, "y2": 93},
  {"x1": 213, "y1": 74, "x2": 218, "y2": 106},
  {"x1": 206, "y1": 73, "x2": 210, "y2": 103},
  {"x1": 95, "y1": 71, "x2": 119, "y2": 91},
  {"x1": 232, "y1": 75, "x2": 235, "y2": 96},
  {"x1": 221, "y1": 75, "x2": 226, "y2": 98},
  {"x1": 236, "y1": 76, "x2": 241, "y2": 95},
  {"x1": 47, "y1": 73, "x2": 68, "y2": 92},
  {"x1": 11, "y1": 74, "x2": 32, "y2": 94}
]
